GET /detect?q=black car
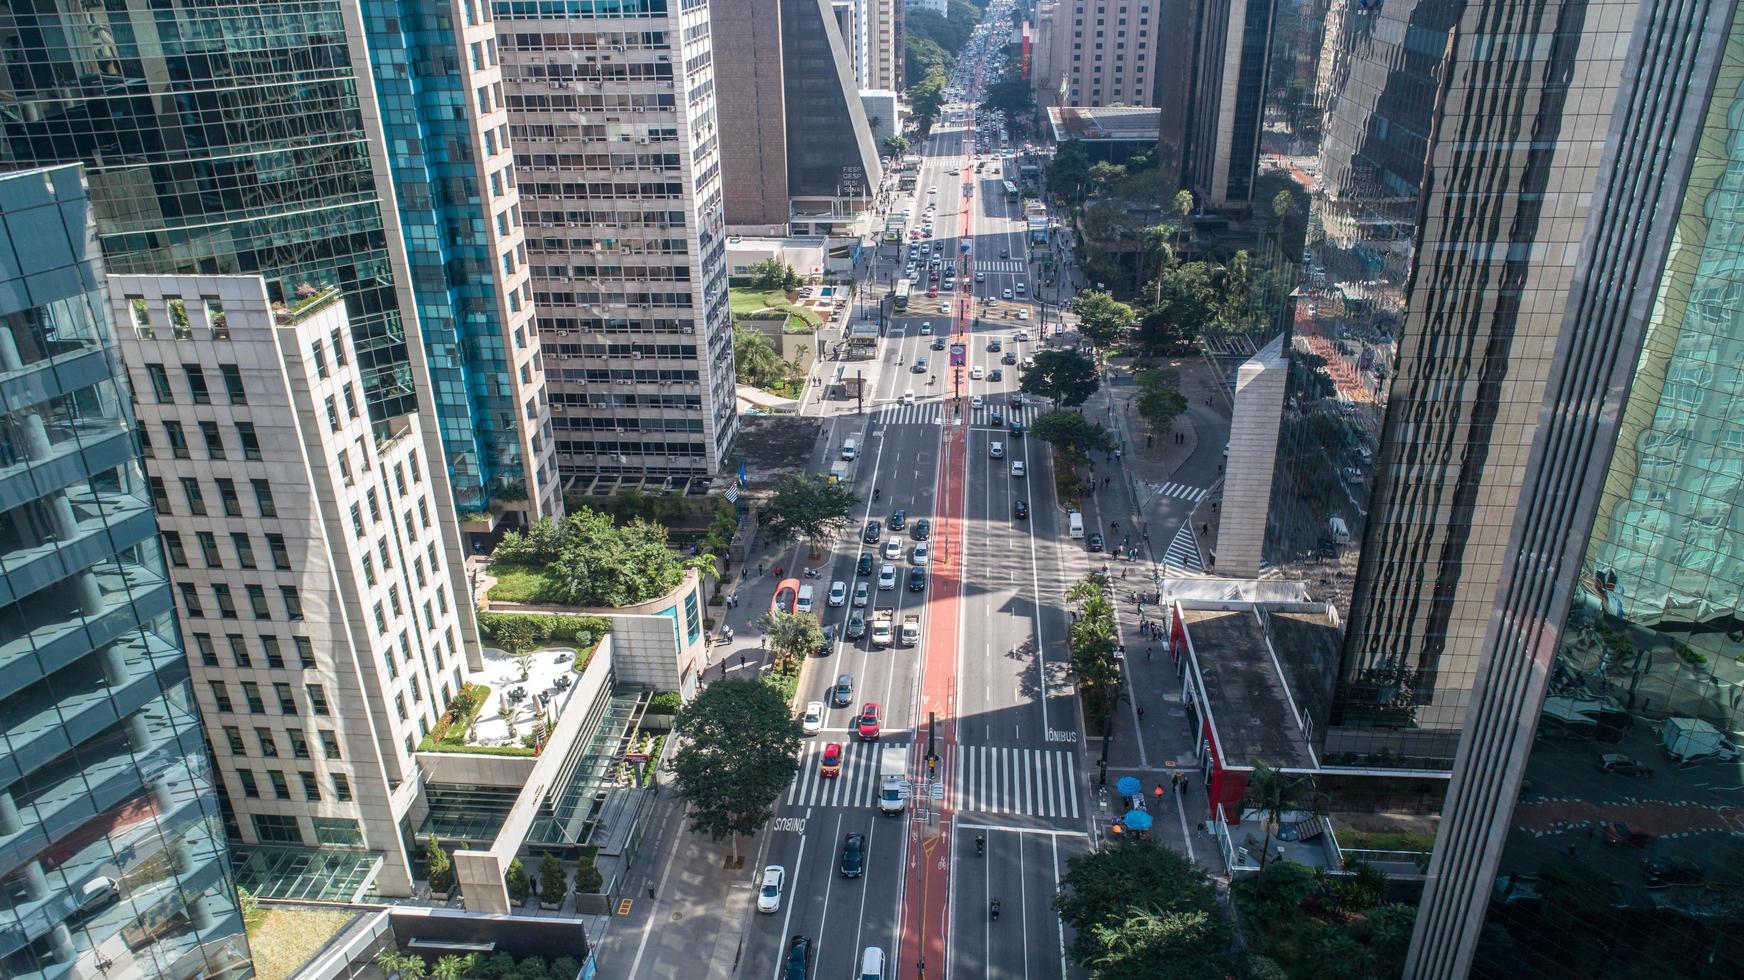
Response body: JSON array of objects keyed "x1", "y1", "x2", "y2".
[
  {"x1": 858, "y1": 552, "x2": 875, "y2": 576},
  {"x1": 987, "y1": 339, "x2": 1002, "y2": 352},
  {"x1": 816, "y1": 625, "x2": 835, "y2": 656},
  {"x1": 913, "y1": 518, "x2": 931, "y2": 540},
  {"x1": 1014, "y1": 499, "x2": 1029, "y2": 519},
  {"x1": 1001, "y1": 352, "x2": 1018, "y2": 365},
  {"x1": 912, "y1": 358, "x2": 927, "y2": 374},
  {"x1": 1088, "y1": 532, "x2": 1104, "y2": 552},
  {"x1": 785, "y1": 935, "x2": 811, "y2": 980},
  {"x1": 889, "y1": 509, "x2": 906, "y2": 531},
  {"x1": 1010, "y1": 420, "x2": 1024, "y2": 435},
  {"x1": 863, "y1": 520, "x2": 882, "y2": 543},
  {"x1": 846, "y1": 614, "x2": 867, "y2": 640},
  {"x1": 990, "y1": 369, "x2": 1003, "y2": 382},
  {"x1": 932, "y1": 337, "x2": 947, "y2": 350},
  {"x1": 990, "y1": 410, "x2": 1004, "y2": 426},
  {"x1": 908, "y1": 567, "x2": 927, "y2": 592},
  {"x1": 840, "y1": 832, "x2": 866, "y2": 878}
]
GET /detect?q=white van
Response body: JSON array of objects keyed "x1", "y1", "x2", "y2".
[
  {"x1": 1328, "y1": 516, "x2": 1351, "y2": 545},
  {"x1": 841, "y1": 438, "x2": 859, "y2": 461},
  {"x1": 860, "y1": 947, "x2": 887, "y2": 980},
  {"x1": 796, "y1": 584, "x2": 815, "y2": 614},
  {"x1": 1068, "y1": 511, "x2": 1085, "y2": 538}
]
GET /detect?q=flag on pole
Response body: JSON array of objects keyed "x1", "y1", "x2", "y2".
[
  {"x1": 724, "y1": 485, "x2": 739, "y2": 504},
  {"x1": 738, "y1": 461, "x2": 747, "y2": 488}
]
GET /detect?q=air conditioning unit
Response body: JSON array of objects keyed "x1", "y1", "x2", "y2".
[{"x1": 557, "y1": 329, "x2": 570, "y2": 336}]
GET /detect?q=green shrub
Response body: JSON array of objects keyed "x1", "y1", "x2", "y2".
[
  {"x1": 574, "y1": 859, "x2": 604, "y2": 894},
  {"x1": 648, "y1": 690, "x2": 683, "y2": 714},
  {"x1": 481, "y1": 952, "x2": 518, "y2": 979},
  {"x1": 551, "y1": 957, "x2": 581, "y2": 979},
  {"x1": 425, "y1": 835, "x2": 454, "y2": 894},
  {"x1": 505, "y1": 858, "x2": 530, "y2": 904},
  {"x1": 478, "y1": 612, "x2": 611, "y2": 659},
  {"x1": 538, "y1": 855, "x2": 567, "y2": 904},
  {"x1": 513, "y1": 956, "x2": 548, "y2": 980}
]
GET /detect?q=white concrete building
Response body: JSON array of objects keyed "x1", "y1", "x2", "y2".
[
  {"x1": 111, "y1": 275, "x2": 483, "y2": 898},
  {"x1": 497, "y1": 5, "x2": 737, "y2": 486}
]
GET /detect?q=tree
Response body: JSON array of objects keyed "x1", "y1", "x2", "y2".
[
  {"x1": 1049, "y1": 139, "x2": 1092, "y2": 200},
  {"x1": 504, "y1": 857, "x2": 530, "y2": 905},
  {"x1": 425, "y1": 834, "x2": 454, "y2": 894},
  {"x1": 670, "y1": 678, "x2": 803, "y2": 861},
  {"x1": 882, "y1": 134, "x2": 911, "y2": 157},
  {"x1": 377, "y1": 951, "x2": 428, "y2": 980},
  {"x1": 755, "y1": 609, "x2": 826, "y2": 671},
  {"x1": 538, "y1": 854, "x2": 567, "y2": 904},
  {"x1": 1020, "y1": 349, "x2": 1101, "y2": 407},
  {"x1": 1134, "y1": 369, "x2": 1188, "y2": 436},
  {"x1": 1139, "y1": 225, "x2": 1176, "y2": 300},
  {"x1": 757, "y1": 472, "x2": 859, "y2": 548},
  {"x1": 1248, "y1": 762, "x2": 1314, "y2": 868},
  {"x1": 745, "y1": 258, "x2": 800, "y2": 291},
  {"x1": 574, "y1": 858, "x2": 604, "y2": 894},
  {"x1": 1073, "y1": 291, "x2": 1138, "y2": 348},
  {"x1": 431, "y1": 955, "x2": 477, "y2": 980},
  {"x1": 1139, "y1": 261, "x2": 1221, "y2": 352},
  {"x1": 734, "y1": 325, "x2": 788, "y2": 388},
  {"x1": 1054, "y1": 840, "x2": 1234, "y2": 979},
  {"x1": 1272, "y1": 188, "x2": 1297, "y2": 222},
  {"x1": 491, "y1": 615, "x2": 540, "y2": 655},
  {"x1": 1088, "y1": 161, "x2": 1128, "y2": 193},
  {"x1": 1030, "y1": 410, "x2": 1114, "y2": 454}
]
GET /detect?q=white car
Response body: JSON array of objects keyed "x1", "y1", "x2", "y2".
[
  {"x1": 990, "y1": 441, "x2": 1004, "y2": 459},
  {"x1": 970, "y1": 366, "x2": 985, "y2": 380},
  {"x1": 901, "y1": 390, "x2": 916, "y2": 406},
  {"x1": 802, "y1": 701, "x2": 825, "y2": 736},
  {"x1": 1016, "y1": 308, "x2": 1030, "y2": 320},
  {"x1": 878, "y1": 563, "x2": 898, "y2": 590},
  {"x1": 1002, "y1": 288, "x2": 1013, "y2": 299},
  {"x1": 975, "y1": 272, "x2": 985, "y2": 281},
  {"x1": 1010, "y1": 460, "x2": 1026, "y2": 477},
  {"x1": 913, "y1": 542, "x2": 930, "y2": 565},
  {"x1": 828, "y1": 580, "x2": 847, "y2": 607},
  {"x1": 971, "y1": 394, "x2": 985, "y2": 409},
  {"x1": 883, "y1": 538, "x2": 902, "y2": 560},
  {"x1": 938, "y1": 304, "x2": 951, "y2": 313},
  {"x1": 758, "y1": 865, "x2": 785, "y2": 913},
  {"x1": 920, "y1": 322, "x2": 932, "y2": 335},
  {"x1": 853, "y1": 581, "x2": 870, "y2": 607}
]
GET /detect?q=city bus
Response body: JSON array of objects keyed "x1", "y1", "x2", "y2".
[
  {"x1": 894, "y1": 279, "x2": 912, "y2": 310},
  {"x1": 1003, "y1": 180, "x2": 1020, "y2": 202}
]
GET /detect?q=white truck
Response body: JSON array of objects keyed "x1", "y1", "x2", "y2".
[
  {"x1": 871, "y1": 610, "x2": 894, "y2": 648},
  {"x1": 900, "y1": 614, "x2": 921, "y2": 647},
  {"x1": 878, "y1": 746, "x2": 910, "y2": 815},
  {"x1": 1660, "y1": 717, "x2": 1741, "y2": 764}
]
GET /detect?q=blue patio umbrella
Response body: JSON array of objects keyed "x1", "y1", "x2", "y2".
[
  {"x1": 1122, "y1": 810, "x2": 1153, "y2": 832},
  {"x1": 1115, "y1": 776, "x2": 1142, "y2": 797}
]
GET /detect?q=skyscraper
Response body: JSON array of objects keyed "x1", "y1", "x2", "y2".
[
  {"x1": 0, "y1": 0, "x2": 555, "y2": 521},
  {"x1": 1052, "y1": 0, "x2": 1167, "y2": 108},
  {"x1": 0, "y1": 165, "x2": 251, "y2": 979},
  {"x1": 498, "y1": 0, "x2": 738, "y2": 482},
  {"x1": 1407, "y1": 5, "x2": 1744, "y2": 977},
  {"x1": 111, "y1": 273, "x2": 480, "y2": 899},
  {"x1": 362, "y1": 0, "x2": 561, "y2": 519}
]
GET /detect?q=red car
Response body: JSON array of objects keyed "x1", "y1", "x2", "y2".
[
  {"x1": 926, "y1": 286, "x2": 939, "y2": 298},
  {"x1": 857, "y1": 703, "x2": 882, "y2": 741},
  {"x1": 820, "y1": 742, "x2": 843, "y2": 778}
]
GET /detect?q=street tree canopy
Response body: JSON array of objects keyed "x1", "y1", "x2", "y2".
[
  {"x1": 1054, "y1": 840, "x2": 1234, "y2": 979},
  {"x1": 1139, "y1": 261, "x2": 1222, "y2": 353},
  {"x1": 758, "y1": 472, "x2": 860, "y2": 545},
  {"x1": 882, "y1": 134, "x2": 911, "y2": 157},
  {"x1": 1030, "y1": 410, "x2": 1114, "y2": 455},
  {"x1": 670, "y1": 679, "x2": 802, "y2": 854},
  {"x1": 1135, "y1": 368, "x2": 1188, "y2": 436},
  {"x1": 1020, "y1": 348, "x2": 1101, "y2": 407},
  {"x1": 1073, "y1": 291, "x2": 1138, "y2": 348},
  {"x1": 755, "y1": 610, "x2": 826, "y2": 670}
]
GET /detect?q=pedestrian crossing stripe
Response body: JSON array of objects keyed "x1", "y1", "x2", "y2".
[
  {"x1": 874, "y1": 402, "x2": 1045, "y2": 427},
  {"x1": 786, "y1": 740, "x2": 910, "y2": 809},
  {"x1": 954, "y1": 745, "x2": 1081, "y2": 819},
  {"x1": 1148, "y1": 482, "x2": 1207, "y2": 502},
  {"x1": 1163, "y1": 522, "x2": 1203, "y2": 573},
  {"x1": 972, "y1": 259, "x2": 1029, "y2": 273}
]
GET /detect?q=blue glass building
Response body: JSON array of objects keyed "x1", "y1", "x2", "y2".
[
  {"x1": 0, "y1": 166, "x2": 251, "y2": 978},
  {"x1": 362, "y1": 0, "x2": 556, "y2": 516}
]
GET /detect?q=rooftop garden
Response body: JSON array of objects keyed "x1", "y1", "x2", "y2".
[
  {"x1": 416, "y1": 682, "x2": 493, "y2": 753},
  {"x1": 240, "y1": 895, "x2": 353, "y2": 980},
  {"x1": 486, "y1": 506, "x2": 710, "y2": 608}
]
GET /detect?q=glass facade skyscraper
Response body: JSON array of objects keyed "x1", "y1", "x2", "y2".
[
  {"x1": 0, "y1": 165, "x2": 250, "y2": 978},
  {"x1": 1410, "y1": 4, "x2": 1744, "y2": 976},
  {"x1": 0, "y1": 1, "x2": 416, "y2": 422}
]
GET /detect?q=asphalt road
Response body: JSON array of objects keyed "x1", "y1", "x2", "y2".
[{"x1": 741, "y1": 38, "x2": 1091, "y2": 980}]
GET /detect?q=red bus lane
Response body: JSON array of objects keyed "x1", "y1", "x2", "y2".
[{"x1": 902, "y1": 101, "x2": 978, "y2": 980}]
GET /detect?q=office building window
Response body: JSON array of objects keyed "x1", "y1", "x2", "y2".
[
  {"x1": 197, "y1": 531, "x2": 221, "y2": 567},
  {"x1": 307, "y1": 684, "x2": 330, "y2": 715},
  {"x1": 238, "y1": 769, "x2": 259, "y2": 798},
  {"x1": 247, "y1": 584, "x2": 270, "y2": 618},
  {"x1": 267, "y1": 770, "x2": 290, "y2": 799},
  {"x1": 200, "y1": 420, "x2": 226, "y2": 459},
  {"x1": 299, "y1": 772, "x2": 322, "y2": 801},
  {"x1": 288, "y1": 729, "x2": 309, "y2": 758},
  {"x1": 242, "y1": 682, "x2": 265, "y2": 713},
  {"x1": 228, "y1": 634, "x2": 251, "y2": 667},
  {"x1": 181, "y1": 477, "x2": 206, "y2": 515},
  {"x1": 313, "y1": 817, "x2": 361, "y2": 846},
  {"x1": 295, "y1": 636, "x2": 316, "y2": 668},
  {"x1": 217, "y1": 478, "x2": 242, "y2": 516},
  {"x1": 274, "y1": 682, "x2": 297, "y2": 714},
  {"x1": 267, "y1": 533, "x2": 290, "y2": 570},
  {"x1": 282, "y1": 586, "x2": 303, "y2": 621},
  {"x1": 253, "y1": 813, "x2": 303, "y2": 843},
  {"x1": 224, "y1": 726, "x2": 246, "y2": 754},
  {"x1": 332, "y1": 772, "x2": 353, "y2": 801},
  {"x1": 194, "y1": 633, "x2": 218, "y2": 666},
  {"x1": 163, "y1": 531, "x2": 188, "y2": 567},
  {"x1": 262, "y1": 635, "x2": 285, "y2": 668},
  {"x1": 149, "y1": 476, "x2": 172, "y2": 514},
  {"x1": 221, "y1": 363, "x2": 246, "y2": 404},
  {"x1": 214, "y1": 583, "x2": 237, "y2": 618},
  {"x1": 255, "y1": 728, "x2": 277, "y2": 756},
  {"x1": 145, "y1": 363, "x2": 174, "y2": 401},
  {"x1": 183, "y1": 363, "x2": 211, "y2": 404},
  {"x1": 163, "y1": 420, "x2": 189, "y2": 458},
  {"x1": 233, "y1": 532, "x2": 256, "y2": 568},
  {"x1": 319, "y1": 730, "x2": 341, "y2": 758},
  {"x1": 181, "y1": 583, "x2": 205, "y2": 618},
  {"x1": 253, "y1": 479, "x2": 277, "y2": 517},
  {"x1": 237, "y1": 421, "x2": 261, "y2": 460}
]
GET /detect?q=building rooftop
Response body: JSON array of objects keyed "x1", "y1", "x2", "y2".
[
  {"x1": 1179, "y1": 604, "x2": 1331, "y2": 771},
  {"x1": 1047, "y1": 106, "x2": 1161, "y2": 142}
]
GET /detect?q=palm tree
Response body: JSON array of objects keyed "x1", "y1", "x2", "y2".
[
  {"x1": 1249, "y1": 761, "x2": 1312, "y2": 869},
  {"x1": 1140, "y1": 224, "x2": 1176, "y2": 304}
]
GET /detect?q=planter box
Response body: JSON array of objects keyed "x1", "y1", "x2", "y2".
[
  {"x1": 539, "y1": 900, "x2": 563, "y2": 911},
  {"x1": 430, "y1": 889, "x2": 451, "y2": 902}
]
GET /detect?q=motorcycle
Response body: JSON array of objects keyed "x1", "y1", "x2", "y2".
[
  {"x1": 990, "y1": 899, "x2": 1001, "y2": 921},
  {"x1": 975, "y1": 835, "x2": 985, "y2": 856}
]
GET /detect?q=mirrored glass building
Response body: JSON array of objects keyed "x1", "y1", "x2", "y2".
[{"x1": 0, "y1": 165, "x2": 251, "y2": 979}]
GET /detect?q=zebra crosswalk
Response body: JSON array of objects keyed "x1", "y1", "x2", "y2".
[
  {"x1": 955, "y1": 745, "x2": 1081, "y2": 819},
  {"x1": 973, "y1": 259, "x2": 1028, "y2": 273},
  {"x1": 873, "y1": 402, "x2": 1045, "y2": 427},
  {"x1": 1148, "y1": 481, "x2": 1207, "y2": 502},
  {"x1": 1163, "y1": 522, "x2": 1203, "y2": 573},
  {"x1": 786, "y1": 740, "x2": 907, "y2": 809}
]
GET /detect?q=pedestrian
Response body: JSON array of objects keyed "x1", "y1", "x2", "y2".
[
  {"x1": 739, "y1": 655, "x2": 747, "y2": 670},
  {"x1": 1136, "y1": 704, "x2": 1145, "y2": 720},
  {"x1": 1146, "y1": 646, "x2": 1153, "y2": 661},
  {"x1": 1154, "y1": 783, "x2": 1165, "y2": 801},
  {"x1": 1147, "y1": 435, "x2": 1154, "y2": 448},
  {"x1": 758, "y1": 562, "x2": 766, "y2": 576},
  {"x1": 648, "y1": 886, "x2": 657, "y2": 900},
  {"x1": 1121, "y1": 567, "x2": 1128, "y2": 579}
]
